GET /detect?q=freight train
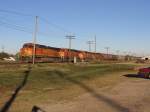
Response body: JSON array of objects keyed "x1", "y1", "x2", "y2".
[{"x1": 20, "y1": 43, "x2": 118, "y2": 62}]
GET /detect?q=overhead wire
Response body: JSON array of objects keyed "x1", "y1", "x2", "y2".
[
  {"x1": 0, "y1": 9, "x2": 72, "y2": 34},
  {"x1": 0, "y1": 9, "x2": 34, "y2": 17},
  {"x1": 0, "y1": 18, "x2": 58, "y2": 38},
  {"x1": 0, "y1": 20, "x2": 33, "y2": 34},
  {"x1": 0, "y1": 13, "x2": 34, "y2": 34},
  {"x1": 40, "y1": 17, "x2": 71, "y2": 34},
  {"x1": 0, "y1": 19, "x2": 32, "y2": 32},
  {"x1": 0, "y1": 9, "x2": 81, "y2": 51}
]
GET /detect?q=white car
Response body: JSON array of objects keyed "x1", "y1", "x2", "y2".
[{"x1": 3, "y1": 57, "x2": 16, "y2": 61}]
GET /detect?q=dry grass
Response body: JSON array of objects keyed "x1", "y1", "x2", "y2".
[{"x1": 0, "y1": 62, "x2": 144, "y2": 112}]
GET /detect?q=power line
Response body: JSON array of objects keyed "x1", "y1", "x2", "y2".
[
  {"x1": 0, "y1": 21, "x2": 33, "y2": 34},
  {"x1": 0, "y1": 9, "x2": 34, "y2": 17},
  {"x1": 0, "y1": 19, "x2": 55, "y2": 37},
  {"x1": 0, "y1": 9, "x2": 101, "y2": 53},
  {"x1": 0, "y1": 19, "x2": 33, "y2": 32},
  {"x1": 0, "y1": 15, "x2": 34, "y2": 28},
  {"x1": 0, "y1": 9, "x2": 95, "y2": 42},
  {"x1": 0, "y1": 9, "x2": 73, "y2": 35},
  {"x1": 87, "y1": 41, "x2": 94, "y2": 52},
  {"x1": 40, "y1": 17, "x2": 71, "y2": 33},
  {"x1": 0, "y1": 15, "x2": 33, "y2": 33}
]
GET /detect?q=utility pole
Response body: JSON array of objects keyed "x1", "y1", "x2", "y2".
[
  {"x1": 87, "y1": 41, "x2": 94, "y2": 52},
  {"x1": 32, "y1": 16, "x2": 38, "y2": 65},
  {"x1": 65, "y1": 34, "x2": 75, "y2": 62},
  {"x1": 94, "y1": 35, "x2": 97, "y2": 53},
  {"x1": 104, "y1": 47, "x2": 110, "y2": 59}
]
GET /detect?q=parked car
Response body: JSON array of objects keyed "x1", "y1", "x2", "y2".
[{"x1": 138, "y1": 67, "x2": 150, "y2": 78}]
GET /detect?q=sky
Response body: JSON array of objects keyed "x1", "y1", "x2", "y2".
[{"x1": 0, "y1": 0, "x2": 150, "y2": 56}]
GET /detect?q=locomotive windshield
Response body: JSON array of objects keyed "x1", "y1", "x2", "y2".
[{"x1": 23, "y1": 43, "x2": 33, "y2": 48}]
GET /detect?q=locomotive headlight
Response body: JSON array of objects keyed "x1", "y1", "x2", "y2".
[
  {"x1": 24, "y1": 48, "x2": 32, "y2": 56},
  {"x1": 59, "y1": 51, "x2": 65, "y2": 57}
]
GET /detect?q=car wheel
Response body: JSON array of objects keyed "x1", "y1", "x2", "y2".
[
  {"x1": 144, "y1": 73, "x2": 149, "y2": 79},
  {"x1": 148, "y1": 73, "x2": 150, "y2": 79}
]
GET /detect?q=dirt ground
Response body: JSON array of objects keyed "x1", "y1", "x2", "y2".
[{"x1": 41, "y1": 73, "x2": 150, "y2": 112}]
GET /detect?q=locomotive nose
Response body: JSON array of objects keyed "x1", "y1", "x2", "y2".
[{"x1": 21, "y1": 48, "x2": 33, "y2": 56}]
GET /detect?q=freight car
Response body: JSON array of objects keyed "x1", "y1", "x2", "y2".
[{"x1": 20, "y1": 43, "x2": 117, "y2": 62}]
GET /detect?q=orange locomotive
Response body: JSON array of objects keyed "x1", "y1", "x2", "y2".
[
  {"x1": 20, "y1": 43, "x2": 88, "y2": 62},
  {"x1": 20, "y1": 43, "x2": 116, "y2": 62},
  {"x1": 20, "y1": 43, "x2": 117, "y2": 62},
  {"x1": 20, "y1": 43, "x2": 60, "y2": 62}
]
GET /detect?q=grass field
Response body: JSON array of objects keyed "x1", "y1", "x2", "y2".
[{"x1": 0, "y1": 62, "x2": 144, "y2": 112}]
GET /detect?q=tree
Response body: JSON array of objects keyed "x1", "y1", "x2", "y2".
[{"x1": 0, "y1": 52, "x2": 9, "y2": 59}]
